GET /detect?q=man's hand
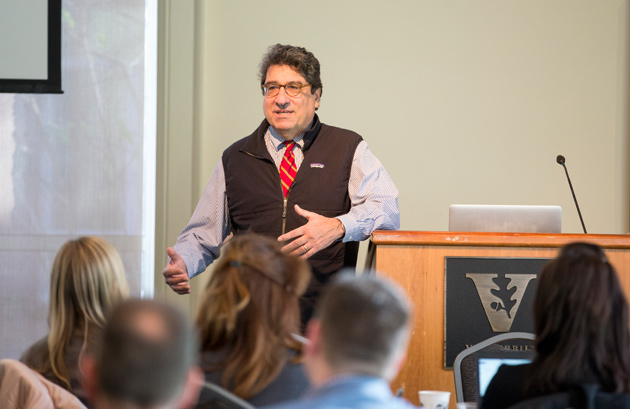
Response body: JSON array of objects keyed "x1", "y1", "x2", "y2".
[
  {"x1": 278, "y1": 204, "x2": 345, "y2": 259},
  {"x1": 163, "y1": 247, "x2": 191, "y2": 294}
]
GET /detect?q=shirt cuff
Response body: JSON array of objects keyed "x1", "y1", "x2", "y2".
[{"x1": 336, "y1": 214, "x2": 358, "y2": 242}]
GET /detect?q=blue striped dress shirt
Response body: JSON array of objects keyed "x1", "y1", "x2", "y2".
[{"x1": 174, "y1": 125, "x2": 400, "y2": 278}]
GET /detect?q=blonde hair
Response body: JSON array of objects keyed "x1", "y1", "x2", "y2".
[
  {"x1": 196, "y1": 233, "x2": 310, "y2": 399},
  {"x1": 46, "y1": 236, "x2": 129, "y2": 389}
]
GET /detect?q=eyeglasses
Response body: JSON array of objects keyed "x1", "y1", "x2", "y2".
[{"x1": 261, "y1": 82, "x2": 311, "y2": 97}]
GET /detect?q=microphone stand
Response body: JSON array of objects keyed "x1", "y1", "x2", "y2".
[{"x1": 557, "y1": 155, "x2": 587, "y2": 234}]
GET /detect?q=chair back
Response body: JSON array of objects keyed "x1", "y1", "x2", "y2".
[
  {"x1": 506, "y1": 384, "x2": 630, "y2": 409},
  {"x1": 195, "y1": 381, "x2": 255, "y2": 409},
  {"x1": 453, "y1": 332, "x2": 535, "y2": 403}
]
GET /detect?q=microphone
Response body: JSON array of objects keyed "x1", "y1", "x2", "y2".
[{"x1": 556, "y1": 155, "x2": 587, "y2": 234}]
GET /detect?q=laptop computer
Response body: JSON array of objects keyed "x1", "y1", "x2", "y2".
[
  {"x1": 449, "y1": 205, "x2": 562, "y2": 233},
  {"x1": 476, "y1": 349, "x2": 535, "y2": 403}
]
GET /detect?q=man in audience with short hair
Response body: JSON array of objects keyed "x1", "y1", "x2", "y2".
[
  {"x1": 263, "y1": 274, "x2": 417, "y2": 409},
  {"x1": 81, "y1": 299, "x2": 202, "y2": 409}
]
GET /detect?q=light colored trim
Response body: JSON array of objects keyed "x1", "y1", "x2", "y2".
[
  {"x1": 154, "y1": 0, "x2": 170, "y2": 303},
  {"x1": 155, "y1": 0, "x2": 204, "y2": 312},
  {"x1": 142, "y1": 0, "x2": 158, "y2": 299}
]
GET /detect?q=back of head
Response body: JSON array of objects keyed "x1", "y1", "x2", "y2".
[
  {"x1": 315, "y1": 273, "x2": 412, "y2": 380},
  {"x1": 529, "y1": 242, "x2": 630, "y2": 394},
  {"x1": 259, "y1": 43, "x2": 323, "y2": 96},
  {"x1": 95, "y1": 299, "x2": 198, "y2": 407},
  {"x1": 47, "y1": 236, "x2": 129, "y2": 387},
  {"x1": 196, "y1": 233, "x2": 311, "y2": 398}
]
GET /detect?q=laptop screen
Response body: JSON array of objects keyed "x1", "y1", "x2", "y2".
[
  {"x1": 449, "y1": 204, "x2": 562, "y2": 233},
  {"x1": 476, "y1": 350, "x2": 534, "y2": 400}
]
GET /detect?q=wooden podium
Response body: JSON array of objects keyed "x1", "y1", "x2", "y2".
[{"x1": 370, "y1": 231, "x2": 630, "y2": 408}]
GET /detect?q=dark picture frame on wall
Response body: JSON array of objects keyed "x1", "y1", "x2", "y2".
[{"x1": 0, "y1": 0, "x2": 63, "y2": 94}]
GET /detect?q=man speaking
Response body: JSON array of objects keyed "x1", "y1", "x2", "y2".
[{"x1": 163, "y1": 44, "x2": 399, "y2": 322}]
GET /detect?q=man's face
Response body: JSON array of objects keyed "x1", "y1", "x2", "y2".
[{"x1": 262, "y1": 64, "x2": 320, "y2": 140}]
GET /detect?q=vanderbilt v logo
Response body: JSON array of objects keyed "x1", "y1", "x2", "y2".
[
  {"x1": 466, "y1": 273, "x2": 537, "y2": 332},
  {"x1": 445, "y1": 257, "x2": 546, "y2": 367}
]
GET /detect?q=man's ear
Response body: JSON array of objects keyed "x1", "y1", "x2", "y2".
[
  {"x1": 384, "y1": 329, "x2": 412, "y2": 381},
  {"x1": 313, "y1": 89, "x2": 321, "y2": 109},
  {"x1": 385, "y1": 348, "x2": 408, "y2": 382},
  {"x1": 304, "y1": 318, "x2": 322, "y2": 358},
  {"x1": 304, "y1": 318, "x2": 333, "y2": 386},
  {"x1": 177, "y1": 365, "x2": 204, "y2": 409},
  {"x1": 79, "y1": 355, "x2": 99, "y2": 403}
]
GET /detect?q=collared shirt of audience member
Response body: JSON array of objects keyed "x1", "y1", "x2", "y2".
[
  {"x1": 20, "y1": 237, "x2": 130, "y2": 407},
  {"x1": 480, "y1": 242, "x2": 630, "y2": 409},
  {"x1": 262, "y1": 274, "x2": 419, "y2": 409},
  {"x1": 194, "y1": 233, "x2": 311, "y2": 408},
  {"x1": 163, "y1": 43, "x2": 400, "y2": 322},
  {"x1": 80, "y1": 299, "x2": 202, "y2": 409}
]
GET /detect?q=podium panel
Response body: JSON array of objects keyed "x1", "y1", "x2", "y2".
[{"x1": 371, "y1": 231, "x2": 630, "y2": 409}]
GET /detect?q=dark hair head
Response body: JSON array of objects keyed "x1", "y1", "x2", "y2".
[
  {"x1": 315, "y1": 273, "x2": 412, "y2": 379},
  {"x1": 196, "y1": 233, "x2": 311, "y2": 398},
  {"x1": 259, "y1": 44, "x2": 322, "y2": 96},
  {"x1": 95, "y1": 299, "x2": 198, "y2": 406},
  {"x1": 528, "y1": 242, "x2": 630, "y2": 394}
]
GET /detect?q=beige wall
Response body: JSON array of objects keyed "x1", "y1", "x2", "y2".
[{"x1": 156, "y1": 0, "x2": 630, "y2": 305}]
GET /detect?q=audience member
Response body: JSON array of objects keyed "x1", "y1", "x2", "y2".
[
  {"x1": 21, "y1": 236, "x2": 129, "y2": 405},
  {"x1": 0, "y1": 359, "x2": 87, "y2": 409},
  {"x1": 195, "y1": 233, "x2": 311, "y2": 407},
  {"x1": 81, "y1": 299, "x2": 202, "y2": 409},
  {"x1": 481, "y1": 242, "x2": 630, "y2": 409},
  {"x1": 262, "y1": 273, "x2": 417, "y2": 409}
]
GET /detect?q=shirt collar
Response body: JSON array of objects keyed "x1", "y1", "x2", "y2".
[
  {"x1": 305, "y1": 374, "x2": 392, "y2": 399},
  {"x1": 268, "y1": 120, "x2": 315, "y2": 150}
]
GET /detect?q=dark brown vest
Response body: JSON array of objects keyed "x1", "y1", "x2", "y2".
[{"x1": 222, "y1": 115, "x2": 362, "y2": 289}]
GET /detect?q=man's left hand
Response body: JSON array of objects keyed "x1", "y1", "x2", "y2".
[{"x1": 278, "y1": 204, "x2": 345, "y2": 259}]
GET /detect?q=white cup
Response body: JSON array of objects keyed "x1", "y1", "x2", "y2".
[
  {"x1": 456, "y1": 403, "x2": 478, "y2": 409},
  {"x1": 418, "y1": 390, "x2": 451, "y2": 409}
]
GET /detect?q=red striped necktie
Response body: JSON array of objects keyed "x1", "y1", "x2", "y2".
[{"x1": 280, "y1": 141, "x2": 298, "y2": 197}]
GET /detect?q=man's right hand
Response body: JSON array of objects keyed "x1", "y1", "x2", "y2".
[{"x1": 163, "y1": 247, "x2": 191, "y2": 294}]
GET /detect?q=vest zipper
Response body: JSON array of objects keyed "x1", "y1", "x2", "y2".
[
  {"x1": 282, "y1": 184, "x2": 294, "y2": 235},
  {"x1": 282, "y1": 197, "x2": 288, "y2": 234}
]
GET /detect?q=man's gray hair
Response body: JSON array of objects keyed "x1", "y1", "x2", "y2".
[
  {"x1": 315, "y1": 273, "x2": 412, "y2": 378},
  {"x1": 259, "y1": 43, "x2": 323, "y2": 96},
  {"x1": 94, "y1": 299, "x2": 199, "y2": 407}
]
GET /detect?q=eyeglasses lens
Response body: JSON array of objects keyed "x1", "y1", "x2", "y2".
[{"x1": 263, "y1": 83, "x2": 306, "y2": 97}]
